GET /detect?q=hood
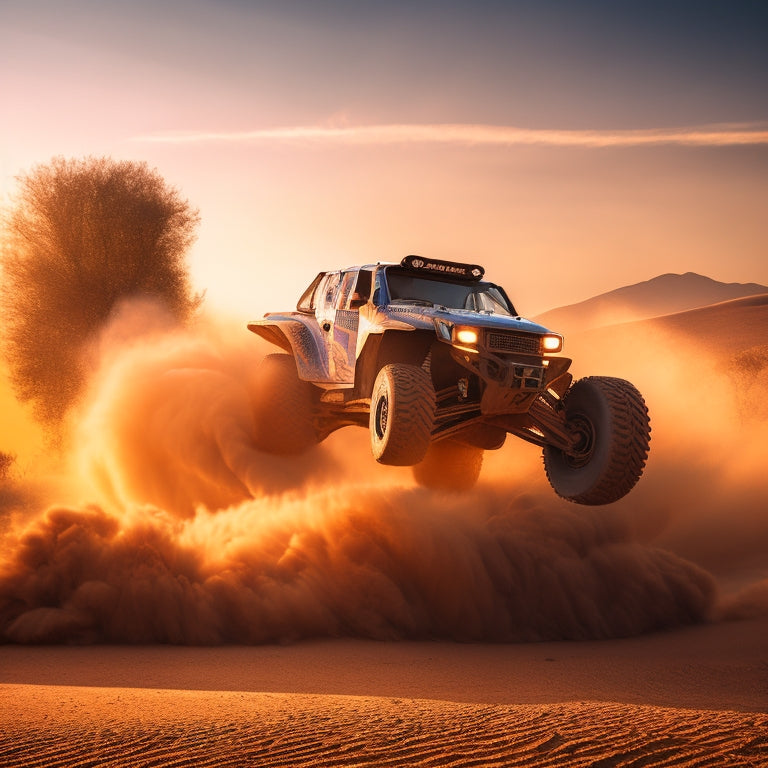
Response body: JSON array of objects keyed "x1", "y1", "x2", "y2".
[{"x1": 383, "y1": 303, "x2": 556, "y2": 335}]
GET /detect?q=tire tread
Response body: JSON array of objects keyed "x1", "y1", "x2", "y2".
[
  {"x1": 544, "y1": 375, "x2": 651, "y2": 505},
  {"x1": 370, "y1": 364, "x2": 435, "y2": 465}
]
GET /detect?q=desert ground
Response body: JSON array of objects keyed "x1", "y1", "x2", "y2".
[
  {"x1": 1, "y1": 617, "x2": 767, "y2": 767},
  {"x1": 1, "y1": 290, "x2": 767, "y2": 766}
]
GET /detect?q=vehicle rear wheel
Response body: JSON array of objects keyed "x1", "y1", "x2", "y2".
[
  {"x1": 543, "y1": 376, "x2": 650, "y2": 505},
  {"x1": 453, "y1": 423, "x2": 506, "y2": 451},
  {"x1": 412, "y1": 439, "x2": 483, "y2": 491},
  {"x1": 369, "y1": 364, "x2": 435, "y2": 465},
  {"x1": 251, "y1": 353, "x2": 318, "y2": 454}
]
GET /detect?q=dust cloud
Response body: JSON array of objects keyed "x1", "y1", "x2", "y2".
[
  {"x1": 0, "y1": 300, "x2": 765, "y2": 644},
  {"x1": 1, "y1": 491, "x2": 715, "y2": 644}
]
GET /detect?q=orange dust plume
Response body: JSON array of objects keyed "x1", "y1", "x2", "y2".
[
  {"x1": 0, "y1": 491, "x2": 714, "y2": 644},
  {"x1": 2, "y1": 297, "x2": 767, "y2": 644},
  {"x1": 75, "y1": 300, "x2": 341, "y2": 517}
]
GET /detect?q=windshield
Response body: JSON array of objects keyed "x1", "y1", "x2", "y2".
[{"x1": 384, "y1": 270, "x2": 514, "y2": 315}]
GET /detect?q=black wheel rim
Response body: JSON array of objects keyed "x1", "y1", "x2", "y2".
[
  {"x1": 375, "y1": 394, "x2": 389, "y2": 439},
  {"x1": 565, "y1": 414, "x2": 595, "y2": 468}
]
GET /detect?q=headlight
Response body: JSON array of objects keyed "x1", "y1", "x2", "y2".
[
  {"x1": 455, "y1": 328, "x2": 479, "y2": 345},
  {"x1": 541, "y1": 334, "x2": 563, "y2": 353}
]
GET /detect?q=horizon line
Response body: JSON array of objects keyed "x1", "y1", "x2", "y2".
[{"x1": 130, "y1": 122, "x2": 768, "y2": 148}]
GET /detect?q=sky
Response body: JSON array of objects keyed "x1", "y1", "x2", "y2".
[{"x1": 1, "y1": 0, "x2": 767, "y2": 319}]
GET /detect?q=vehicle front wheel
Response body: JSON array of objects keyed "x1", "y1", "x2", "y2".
[
  {"x1": 251, "y1": 353, "x2": 318, "y2": 454},
  {"x1": 412, "y1": 439, "x2": 483, "y2": 491},
  {"x1": 543, "y1": 376, "x2": 650, "y2": 505},
  {"x1": 369, "y1": 364, "x2": 435, "y2": 465}
]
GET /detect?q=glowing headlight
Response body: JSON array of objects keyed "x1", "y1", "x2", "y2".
[
  {"x1": 542, "y1": 334, "x2": 563, "y2": 353},
  {"x1": 455, "y1": 328, "x2": 479, "y2": 345}
]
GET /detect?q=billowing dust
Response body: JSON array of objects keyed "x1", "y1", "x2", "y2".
[{"x1": 1, "y1": 300, "x2": 766, "y2": 643}]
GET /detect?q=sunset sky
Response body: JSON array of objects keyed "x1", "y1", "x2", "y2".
[{"x1": 1, "y1": 0, "x2": 767, "y2": 318}]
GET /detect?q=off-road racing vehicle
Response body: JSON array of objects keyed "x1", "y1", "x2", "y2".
[{"x1": 248, "y1": 256, "x2": 650, "y2": 503}]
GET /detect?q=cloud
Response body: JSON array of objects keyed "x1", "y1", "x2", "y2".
[{"x1": 131, "y1": 122, "x2": 768, "y2": 149}]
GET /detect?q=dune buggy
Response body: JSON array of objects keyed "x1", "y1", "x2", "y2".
[{"x1": 248, "y1": 255, "x2": 650, "y2": 503}]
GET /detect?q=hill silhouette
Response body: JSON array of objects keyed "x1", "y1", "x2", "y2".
[{"x1": 534, "y1": 273, "x2": 768, "y2": 334}]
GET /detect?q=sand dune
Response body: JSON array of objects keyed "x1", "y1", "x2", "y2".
[
  {"x1": 1, "y1": 684, "x2": 766, "y2": 768},
  {"x1": 571, "y1": 292, "x2": 768, "y2": 360},
  {"x1": 2, "y1": 617, "x2": 767, "y2": 710},
  {"x1": 2, "y1": 616, "x2": 767, "y2": 767}
]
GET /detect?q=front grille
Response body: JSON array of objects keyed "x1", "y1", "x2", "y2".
[{"x1": 487, "y1": 332, "x2": 540, "y2": 355}]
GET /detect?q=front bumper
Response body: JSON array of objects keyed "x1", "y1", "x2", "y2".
[{"x1": 448, "y1": 345, "x2": 572, "y2": 414}]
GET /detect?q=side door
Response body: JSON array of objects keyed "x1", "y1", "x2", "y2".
[
  {"x1": 315, "y1": 269, "x2": 373, "y2": 385},
  {"x1": 313, "y1": 271, "x2": 342, "y2": 381},
  {"x1": 329, "y1": 270, "x2": 359, "y2": 384},
  {"x1": 332, "y1": 268, "x2": 375, "y2": 385}
]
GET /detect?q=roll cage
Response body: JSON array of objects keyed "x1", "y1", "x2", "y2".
[{"x1": 296, "y1": 264, "x2": 517, "y2": 317}]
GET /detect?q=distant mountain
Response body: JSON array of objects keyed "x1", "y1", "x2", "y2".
[{"x1": 534, "y1": 273, "x2": 768, "y2": 334}]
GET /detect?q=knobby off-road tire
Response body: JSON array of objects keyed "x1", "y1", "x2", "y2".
[
  {"x1": 369, "y1": 364, "x2": 435, "y2": 465},
  {"x1": 251, "y1": 353, "x2": 319, "y2": 455},
  {"x1": 543, "y1": 376, "x2": 650, "y2": 505},
  {"x1": 412, "y1": 439, "x2": 484, "y2": 492}
]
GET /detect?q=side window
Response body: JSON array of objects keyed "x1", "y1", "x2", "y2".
[
  {"x1": 316, "y1": 272, "x2": 341, "y2": 318},
  {"x1": 338, "y1": 269, "x2": 374, "y2": 310},
  {"x1": 336, "y1": 271, "x2": 356, "y2": 310},
  {"x1": 354, "y1": 269, "x2": 372, "y2": 304},
  {"x1": 296, "y1": 272, "x2": 325, "y2": 313},
  {"x1": 372, "y1": 271, "x2": 388, "y2": 306}
]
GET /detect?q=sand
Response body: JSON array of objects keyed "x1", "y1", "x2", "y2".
[
  {"x1": 2, "y1": 296, "x2": 768, "y2": 766},
  {"x1": 2, "y1": 688, "x2": 765, "y2": 767},
  {"x1": 2, "y1": 618, "x2": 766, "y2": 767}
]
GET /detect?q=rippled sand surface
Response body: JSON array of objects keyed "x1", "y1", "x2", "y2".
[{"x1": 2, "y1": 620, "x2": 766, "y2": 767}]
